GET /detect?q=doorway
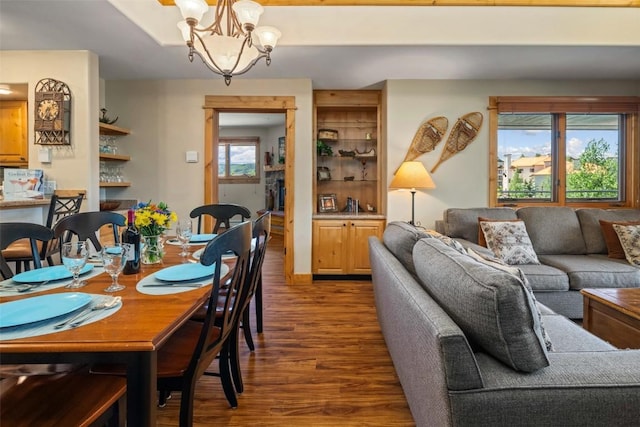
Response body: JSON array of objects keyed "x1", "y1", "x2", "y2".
[{"x1": 203, "y1": 96, "x2": 296, "y2": 285}]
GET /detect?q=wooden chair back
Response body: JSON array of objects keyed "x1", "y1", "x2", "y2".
[
  {"x1": 53, "y1": 211, "x2": 126, "y2": 252},
  {"x1": 0, "y1": 223, "x2": 53, "y2": 279},
  {"x1": 194, "y1": 221, "x2": 252, "y2": 378},
  {"x1": 189, "y1": 203, "x2": 251, "y2": 234}
]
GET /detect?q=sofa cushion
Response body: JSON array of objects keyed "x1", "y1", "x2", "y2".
[
  {"x1": 467, "y1": 248, "x2": 553, "y2": 351},
  {"x1": 517, "y1": 207, "x2": 587, "y2": 255},
  {"x1": 613, "y1": 224, "x2": 640, "y2": 267},
  {"x1": 479, "y1": 220, "x2": 540, "y2": 265},
  {"x1": 576, "y1": 208, "x2": 640, "y2": 254},
  {"x1": 601, "y1": 220, "x2": 640, "y2": 259},
  {"x1": 413, "y1": 238, "x2": 550, "y2": 372},
  {"x1": 382, "y1": 221, "x2": 429, "y2": 276},
  {"x1": 517, "y1": 264, "x2": 570, "y2": 292},
  {"x1": 443, "y1": 208, "x2": 517, "y2": 244},
  {"x1": 537, "y1": 254, "x2": 640, "y2": 290}
]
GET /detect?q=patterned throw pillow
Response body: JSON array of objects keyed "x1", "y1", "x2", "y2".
[
  {"x1": 600, "y1": 220, "x2": 640, "y2": 259},
  {"x1": 479, "y1": 220, "x2": 540, "y2": 265},
  {"x1": 612, "y1": 224, "x2": 640, "y2": 267},
  {"x1": 467, "y1": 248, "x2": 553, "y2": 351}
]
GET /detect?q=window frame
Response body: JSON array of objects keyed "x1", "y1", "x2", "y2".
[
  {"x1": 488, "y1": 96, "x2": 640, "y2": 209},
  {"x1": 217, "y1": 136, "x2": 260, "y2": 184}
]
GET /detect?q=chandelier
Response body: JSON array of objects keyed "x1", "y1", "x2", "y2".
[{"x1": 176, "y1": 0, "x2": 281, "y2": 85}]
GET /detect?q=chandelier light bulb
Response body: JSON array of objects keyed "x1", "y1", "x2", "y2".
[
  {"x1": 175, "y1": 0, "x2": 208, "y2": 22},
  {"x1": 177, "y1": 21, "x2": 191, "y2": 42},
  {"x1": 232, "y1": 0, "x2": 264, "y2": 28},
  {"x1": 254, "y1": 26, "x2": 281, "y2": 50}
]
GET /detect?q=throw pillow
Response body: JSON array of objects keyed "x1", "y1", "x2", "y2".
[
  {"x1": 477, "y1": 217, "x2": 522, "y2": 248},
  {"x1": 467, "y1": 248, "x2": 554, "y2": 351},
  {"x1": 479, "y1": 220, "x2": 540, "y2": 265},
  {"x1": 599, "y1": 220, "x2": 640, "y2": 259},
  {"x1": 424, "y1": 229, "x2": 466, "y2": 254},
  {"x1": 612, "y1": 224, "x2": 640, "y2": 267}
]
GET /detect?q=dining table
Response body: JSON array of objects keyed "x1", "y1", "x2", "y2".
[{"x1": 0, "y1": 237, "x2": 225, "y2": 426}]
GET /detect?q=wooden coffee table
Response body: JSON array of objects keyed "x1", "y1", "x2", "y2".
[{"x1": 581, "y1": 288, "x2": 640, "y2": 349}]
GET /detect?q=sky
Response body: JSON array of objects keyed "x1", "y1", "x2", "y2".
[
  {"x1": 498, "y1": 129, "x2": 619, "y2": 160},
  {"x1": 219, "y1": 145, "x2": 256, "y2": 164}
]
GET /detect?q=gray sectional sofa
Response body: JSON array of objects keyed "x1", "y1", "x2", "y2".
[
  {"x1": 369, "y1": 221, "x2": 640, "y2": 427},
  {"x1": 436, "y1": 207, "x2": 640, "y2": 319}
]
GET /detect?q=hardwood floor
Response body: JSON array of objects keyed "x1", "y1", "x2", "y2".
[{"x1": 157, "y1": 235, "x2": 415, "y2": 426}]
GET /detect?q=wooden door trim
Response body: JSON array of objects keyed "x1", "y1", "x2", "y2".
[{"x1": 203, "y1": 96, "x2": 296, "y2": 285}]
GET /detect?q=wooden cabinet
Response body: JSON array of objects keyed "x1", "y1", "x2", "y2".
[
  {"x1": 312, "y1": 219, "x2": 385, "y2": 275},
  {"x1": 0, "y1": 101, "x2": 28, "y2": 166},
  {"x1": 99, "y1": 123, "x2": 131, "y2": 188},
  {"x1": 312, "y1": 90, "x2": 385, "y2": 276}
]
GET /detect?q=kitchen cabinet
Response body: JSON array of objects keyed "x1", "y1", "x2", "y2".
[
  {"x1": 312, "y1": 218, "x2": 385, "y2": 275},
  {"x1": 0, "y1": 101, "x2": 28, "y2": 166}
]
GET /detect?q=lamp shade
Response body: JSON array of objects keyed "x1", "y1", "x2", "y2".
[{"x1": 389, "y1": 161, "x2": 436, "y2": 190}]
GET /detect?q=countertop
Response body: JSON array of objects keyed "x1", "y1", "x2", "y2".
[
  {"x1": 312, "y1": 213, "x2": 386, "y2": 220},
  {"x1": 0, "y1": 198, "x2": 50, "y2": 209}
]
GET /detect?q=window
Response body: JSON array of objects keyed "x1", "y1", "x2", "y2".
[
  {"x1": 218, "y1": 137, "x2": 260, "y2": 183},
  {"x1": 489, "y1": 97, "x2": 639, "y2": 208}
]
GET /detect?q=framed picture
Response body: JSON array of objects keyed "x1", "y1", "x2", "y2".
[
  {"x1": 317, "y1": 166, "x2": 331, "y2": 181},
  {"x1": 318, "y1": 194, "x2": 338, "y2": 213}
]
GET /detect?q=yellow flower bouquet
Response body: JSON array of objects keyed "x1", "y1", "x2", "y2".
[{"x1": 133, "y1": 201, "x2": 177, "y2": 264}]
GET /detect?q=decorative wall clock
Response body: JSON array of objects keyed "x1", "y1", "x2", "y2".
[{"x1": 34, "y1": 78, "x2": 71, "y2": 145}]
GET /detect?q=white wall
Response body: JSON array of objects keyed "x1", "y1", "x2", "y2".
[
  {"x1": 103, "y1": 79, "x2": 313, "y2": 274},
  {"x1": 385, "y1": 79, "x2": 640, "y2": 229},
  {"x1": 0, "y1": 50, "x2": 101, "y2": 211}
]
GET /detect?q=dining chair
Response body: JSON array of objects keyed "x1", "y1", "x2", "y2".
[
  {"x1": 53, "y1": 211, "x2": 126, "y2": 253},
  {"x1": 227, "y1": 211, "x2": 271, "y2": 393},
  {"x1": 0, "y1": 223, "x2": 54, "y2": 280},
  {"x1": 189, "y1": 203, "x2": 251, "y2": 234},
  {"x1": 0, "y1": 367, "x2": 127, "y2": 427},
  {"x1": 92, "y1": 221, "x2": 252, "y2": 425},
  {"x1": 2, "y1": 192, "x2": 85, "y2": 272}
]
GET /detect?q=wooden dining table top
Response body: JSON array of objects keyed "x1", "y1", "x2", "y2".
[{"x1": 0, "y1": 242, "x2": 213, "y2": 353}]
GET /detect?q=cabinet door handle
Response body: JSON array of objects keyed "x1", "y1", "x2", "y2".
[{"x1": 343, "y1": 223, "x2": 347, "y2": 227}]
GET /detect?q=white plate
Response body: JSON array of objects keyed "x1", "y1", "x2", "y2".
[
  {"x1": 12, "y1": 264, "x2": 94, "y2": 284},
  {"x1": 190, "y1": 233, "x2": 217, "y2": 243},
  {"x1": 155, "y1": 263, "x2": 217, "y2": 282},
  {"x1": 191, "y1": 238, "x2": 256, "y2": 261},
  {"x1": 0, "y1": 293, "x2": 92, "y2": 328}
]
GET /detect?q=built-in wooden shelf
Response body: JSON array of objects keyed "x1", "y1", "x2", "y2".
[
  {"x1": 99, "y1": 153, "x2": 131, "y2": 161},
  {"x1": 99, "y1": 123, "x2": 130, "y2": 136},
  {"x1": 99, "y1": 182, "x2": 131, "y2": 188},
  {"x1": 265, "y1": 164, "x2": 285, "y2": 172}
]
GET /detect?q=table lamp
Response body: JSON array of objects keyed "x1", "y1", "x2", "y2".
[{"x1": 389, "y1": 161, "x2": 436, "y2": 225}]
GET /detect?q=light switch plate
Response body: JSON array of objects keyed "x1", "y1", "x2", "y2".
[
  {"x1": 186, "y1": 151, "x2": 198, "y2": 163},
  {"x1": 38, "y1": 147, "x2": 52, "y2": 163}
]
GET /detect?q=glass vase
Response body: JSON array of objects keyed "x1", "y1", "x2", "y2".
[{"x1": 141, "y1": 234, "x2": 164, "y2": 264}]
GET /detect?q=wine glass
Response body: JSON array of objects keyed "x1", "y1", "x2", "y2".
[
  {"x1": 61, "y1": 241, "x2": 89, "y2": 289},
  {"x1": 176, "y1": 219, "x2": 193, "y2": 257},
  {"x1": 100, "y1": 244, "x2": 129, "y2": 292}
]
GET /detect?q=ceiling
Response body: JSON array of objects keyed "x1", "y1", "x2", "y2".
[{"x1": 1, "y1": 0, "x2": 639, "y2": 90}]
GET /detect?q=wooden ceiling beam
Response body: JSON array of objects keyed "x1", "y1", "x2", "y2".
[{"x1": 159, "y1": 0, "x2": 640, "y2": 7}]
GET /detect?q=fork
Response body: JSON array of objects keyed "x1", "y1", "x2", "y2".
[
  {"x1": 54, "y1": 297, "x2": 120, "y2": 329},
  {"x1": 0, "y1": 280, "x2": 50, "y2": 293}
]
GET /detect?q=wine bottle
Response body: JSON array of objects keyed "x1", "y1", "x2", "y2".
[{"x1": 122, "y1": 208, "x2": 140, "y2": 274}]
